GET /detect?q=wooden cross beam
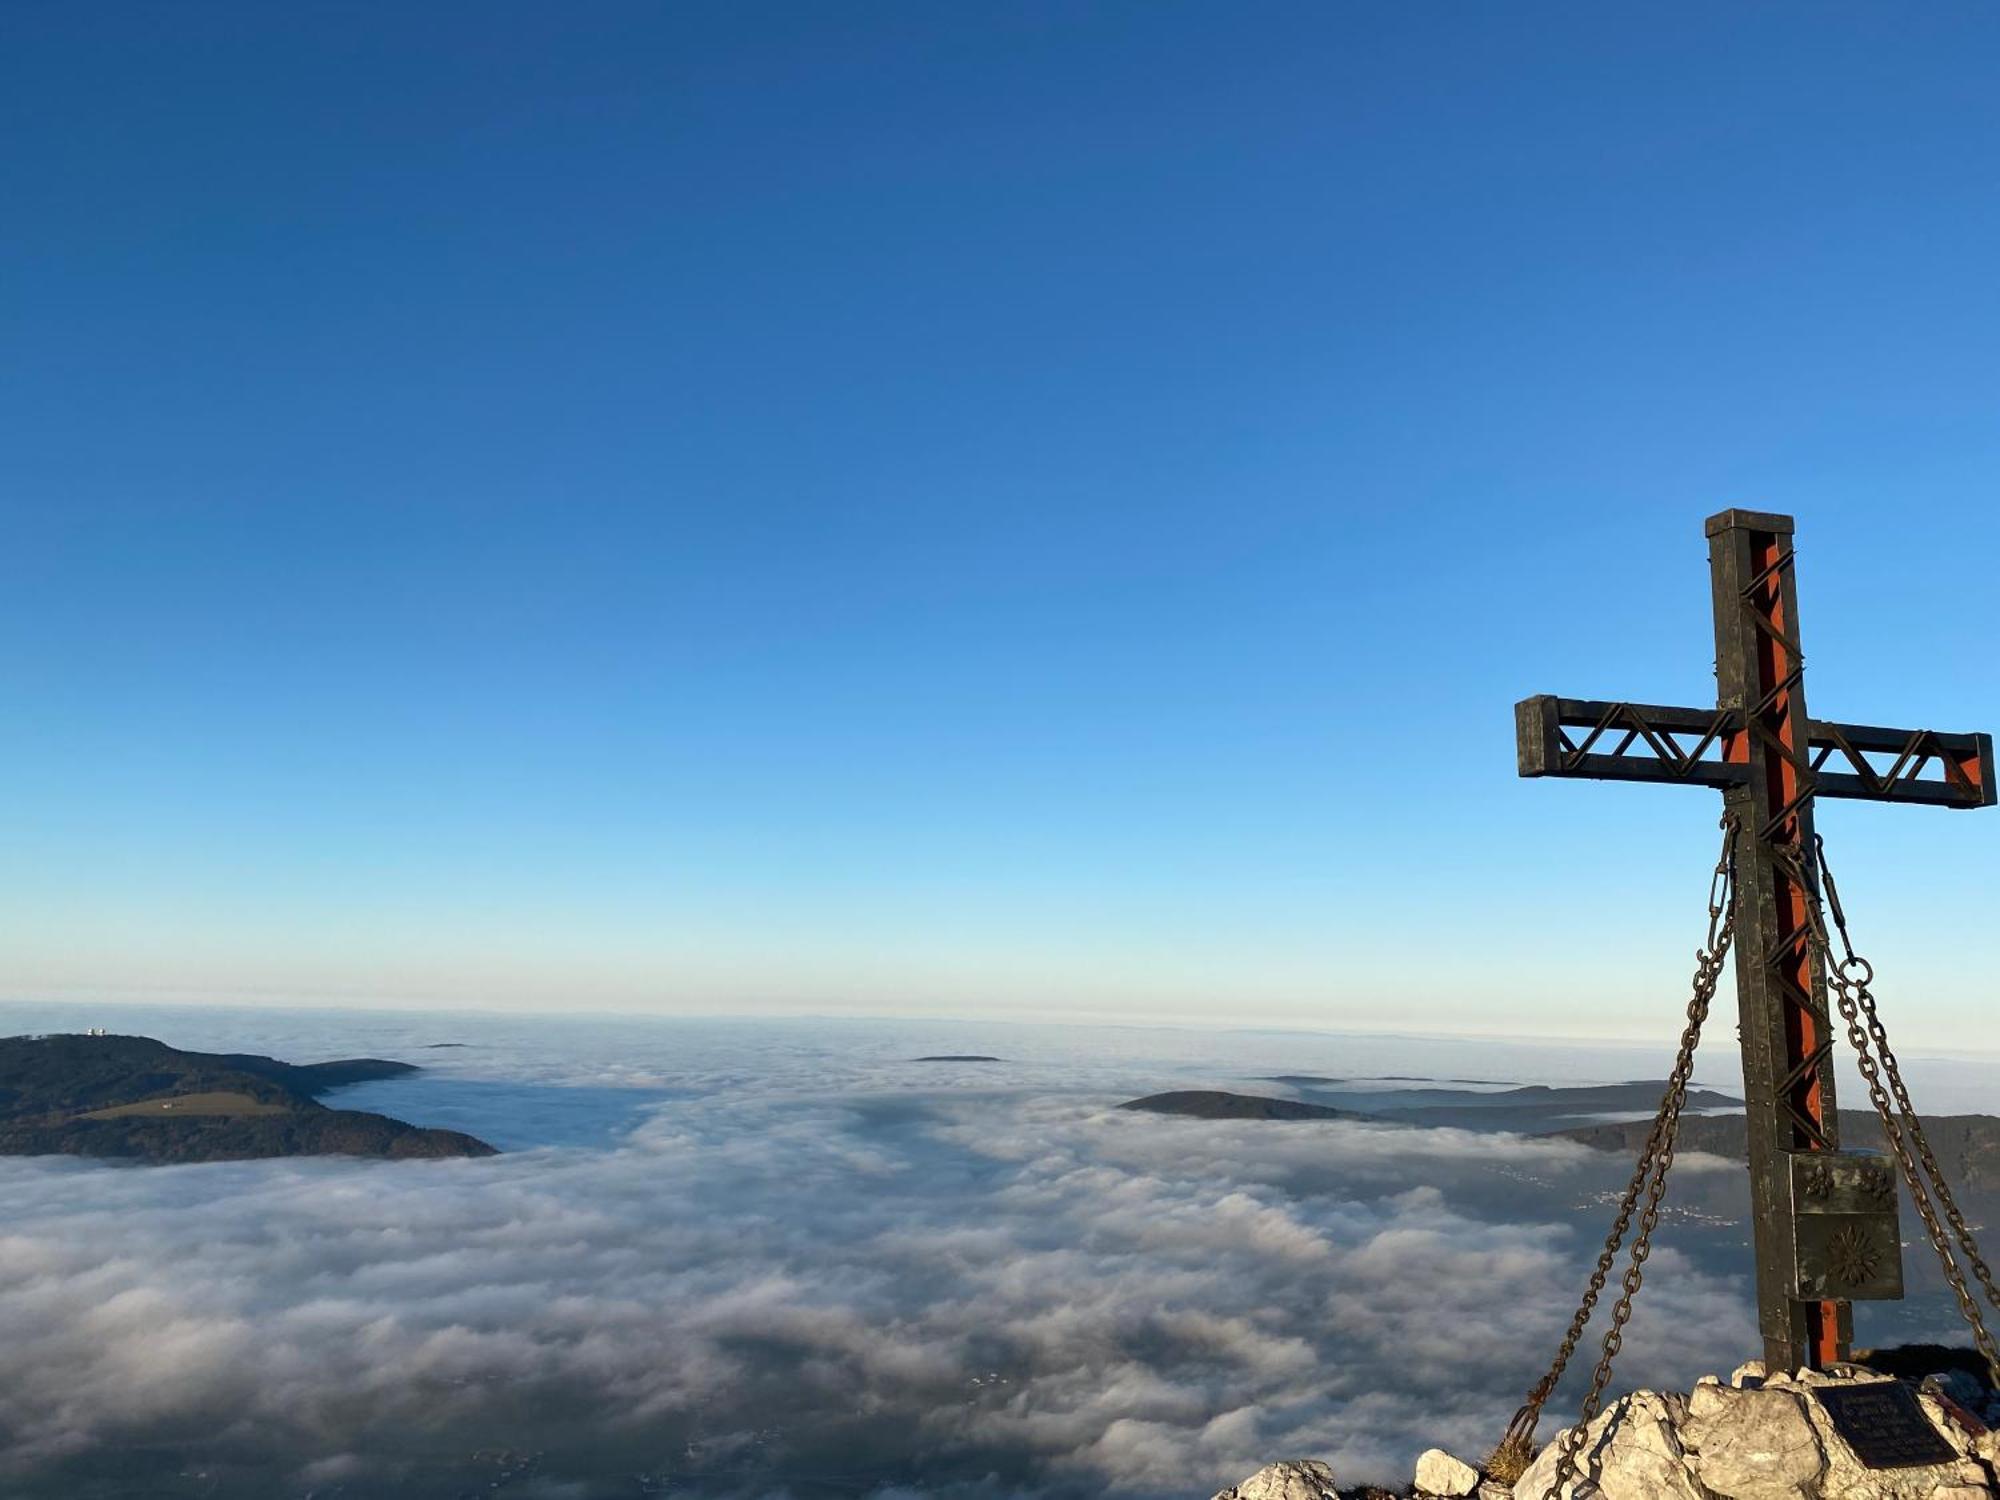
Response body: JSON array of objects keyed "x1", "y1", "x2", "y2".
[{"x1": 1514, "y1": 509, "x2": 1995, "y2": 1376}]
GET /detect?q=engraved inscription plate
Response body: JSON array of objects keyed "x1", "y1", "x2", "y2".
[
  {"x1": 1788, "y1": 1151, "x2": 1903, "y2": 1301},
  {"x1": 1812, "y1": 1383, "x2": 1957, "y2": 1469}
]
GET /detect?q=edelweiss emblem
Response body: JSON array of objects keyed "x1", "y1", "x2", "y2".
[{"x1": 1828, "y1": 1224, "x2": 1886, "y2": 1286}]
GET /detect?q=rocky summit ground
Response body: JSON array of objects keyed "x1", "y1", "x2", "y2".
[{"x1": 1212, "y1": 1353, "x2": 2000, "y2": 1500}]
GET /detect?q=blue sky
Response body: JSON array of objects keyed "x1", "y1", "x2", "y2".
[{"x1": 5, "y1": 3, "x2": 1999, "y2": 1039}]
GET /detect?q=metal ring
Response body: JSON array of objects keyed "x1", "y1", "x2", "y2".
[{"x1": 1838, "y1": 956, "x2": 1874, "y2": 986}]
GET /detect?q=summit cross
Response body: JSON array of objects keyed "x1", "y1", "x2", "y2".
[{"x1": 1515, "y1": 509, "x2": 1995, "y2": 1375}]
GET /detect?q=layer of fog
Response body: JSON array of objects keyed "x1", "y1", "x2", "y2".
[{"x1": 0, "y1": 1007, "x2": 1989, "y2": 1499}]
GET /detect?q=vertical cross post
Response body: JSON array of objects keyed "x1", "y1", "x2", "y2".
[{"x1": 1707, "y1": 509, "x2": 1845, "y2": 1372}]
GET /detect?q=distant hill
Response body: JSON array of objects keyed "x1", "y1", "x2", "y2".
[
  {"x1": 0, "y1": 1034, "x2": 496, "y2": 1163},
  {"x1": 1119, "y1": 1091, "x2": 1365, "y2": 1121},
  {"x1": 912, "y1": 1054, "x2": 1001, "y2": 1062},
  {"x1": 1273, "y1": 1080, "x2": 1743, "y2": 1131},
  {"x1": 1550, "y1": 1110, "x2": 2000, "y2": 1192},
  {"x1": 1120, "y1": 1080, "x2": 1746, "y2": 1135},
  {"x1": 1260, "y1": 1073, "x2": 1509, "y2": 1087}
]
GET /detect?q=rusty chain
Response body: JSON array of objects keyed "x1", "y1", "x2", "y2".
[
  {"x1": 1489, "y1": 814, "x2": 1740, "y2": 1493},
  {"x1": 1792, "y1": 834, "x2": 2000, "y2": 1390},
  {"x1": 1492, "y1": 819, "x2": 2000, "y2": 1495}
]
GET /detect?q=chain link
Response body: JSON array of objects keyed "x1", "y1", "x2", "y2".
[{"x1": 1490, "y1": 815, "x2": 1739, "y2": 1493}]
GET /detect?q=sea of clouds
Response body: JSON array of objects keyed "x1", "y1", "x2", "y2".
[{"x1": 0, "y1": 1006, "x2": 1987, "y2": 1499}]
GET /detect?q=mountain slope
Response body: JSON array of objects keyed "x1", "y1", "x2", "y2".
[
  {"x1": 1118, "y1": 1091, "x2": 1365, "y2": 1121},
  {"x1": 0, "y1": 1034, "x2": 496, "y2": 1163},
  {"x1": 1549, "y1": 1110, "x2": 2000, "y2": 1192}
]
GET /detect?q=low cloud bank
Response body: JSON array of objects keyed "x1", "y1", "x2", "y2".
[{"x1": 0, "y1": 1057, "x2": 1771, "y2": 1499}]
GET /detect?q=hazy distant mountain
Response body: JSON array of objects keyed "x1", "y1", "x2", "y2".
[
  {"x1": 0, "y1": 1033, "x2": 496, "y2": 1163},
  {"x1": 1119, "y1": 1091, "x2": 1365, "y2": 1121},
  {"x1": 1120, "y1": 1080, "x2": 1745, "y2": 1135},
  {"x1": 1268, "y1": 1080, "x2": 1744, "y2": 1132},
  {"x1": 1551, "y1": 1110, "x2": 2000, "y2": 1191},
  {"x1": 1261, "y1": 1073, "x2": 1508, "y2": 1087}
]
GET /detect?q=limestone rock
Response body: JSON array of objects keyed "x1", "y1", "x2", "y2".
[
  {"x1": 1414, "y1": 1448, "x2": 1481, "y2": 1497},
  {"x1": 1220, "y1": 1363, "x2": 1997, "y2": 1500},
  {"x1": 1679, "y1": 1384, "x2": 1823, "y2": 1500},
  {"x1": 1494, "y1": 1371, "x2": 1996, "y2": 1500},
  {"x1": 1925, "y1": 1369, "x2": 2000, "y2": 1430},
  {"x1": 1731, "y1": 1361, "x2": 1768, "y2": 1389},
  {"x1": 1689, "y1": 1382, "x2": 1732, "y2": 1419},
  {"x1": 1513, "y1": 1391, "x2": 1702, "y2": 1500},
  {"x1": 1916, "y1": 1392, "x2": 1980, "y2": 1458},
  {"x1": 1211, "y1": 1459, "x2": 1339, "y2": 1500}
]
